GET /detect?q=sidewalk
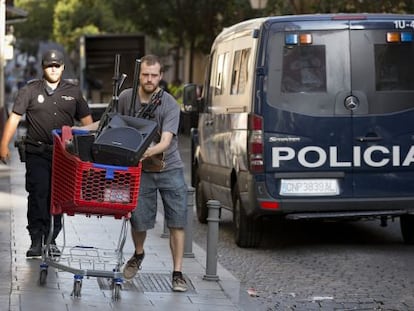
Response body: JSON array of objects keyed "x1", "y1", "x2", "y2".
[{"x1": 0, "y1": 139, "x2": 247, "y2": 311}]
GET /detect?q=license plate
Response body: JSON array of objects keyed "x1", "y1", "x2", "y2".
[{"x1": 280, "y1": 179, "x2": 339, "y2": 196}]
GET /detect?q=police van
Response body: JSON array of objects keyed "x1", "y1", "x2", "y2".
[{"x1": 183, "y1": 13, "x2": 414, "y2": 248}]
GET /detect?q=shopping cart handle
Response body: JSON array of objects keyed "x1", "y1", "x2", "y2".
[
  {"x1": 52, "y1": 128, "x2": 91, "y2": 136},
  {"x1": 92, "y1": 163, "x2": 128, "y2": 179}
]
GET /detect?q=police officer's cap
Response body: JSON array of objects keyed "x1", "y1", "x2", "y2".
[{"x1": 42, "y1": 49, "x2": 64, "y2": 67}]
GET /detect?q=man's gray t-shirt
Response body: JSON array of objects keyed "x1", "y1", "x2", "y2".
[{"x1": 117, "y1": 88, "x2": 184, "y2": 171}]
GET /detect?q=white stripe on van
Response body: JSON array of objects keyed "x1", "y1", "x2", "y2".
[{"x1": 272, "y1": 145, "x2": 414, "y2": 168}]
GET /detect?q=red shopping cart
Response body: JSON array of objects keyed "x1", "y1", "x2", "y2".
[
  {"x1": 39, "y1": 127, "x2": 142, "y2": 300},
  {"x1": 50, "y1": 126, "x2": 141, "y2": 219}
]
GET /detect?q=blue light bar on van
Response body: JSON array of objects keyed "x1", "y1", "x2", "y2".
[
  {"x1": 401, "y1": 32, "x2": 413, "y2": 42},
  {"x1": 285, "y1": 34, "x2": 312, "y2": 45},
  {"x1": 387, "y1": 32, "x2": 413, "y2": 43},
  {"x1": 285, "y1": 34, "x2": 298, "y2": 45}
]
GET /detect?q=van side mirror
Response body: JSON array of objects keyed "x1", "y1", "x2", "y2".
[{"x1": 183, "y1": 83, "x2": 202, "y2": 113}]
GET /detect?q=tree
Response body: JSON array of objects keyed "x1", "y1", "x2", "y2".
[
  {"x1": 110, "y1": 0, "x2": 257, "y2": 81},
  {"x1": 14, "y1": 0, "x2": 136, "y2": 55},
  {"x1": 265, "y1": 0, "x2": 414, "y2": 14},
  {"x1": 53, "y1": 0, "x2": 134, "y2": 53},
  {"x1": 12, "y1": 0, "x2": 414, "y2": 80},
  {"x1": 13, "y1": 0, "x2": 58, "y2": 55}
]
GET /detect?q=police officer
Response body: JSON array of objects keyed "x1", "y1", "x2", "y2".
[{"x1": 0, "y1": 49, "x2": 93, "y2": 257}]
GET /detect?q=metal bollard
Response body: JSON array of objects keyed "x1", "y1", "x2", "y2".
[
  {"x1": 184, "y1": 187, "x2": 195, "y2": 258},
  {"x1": 203, "y1": 200, "x2": 220, "y2": 281}
]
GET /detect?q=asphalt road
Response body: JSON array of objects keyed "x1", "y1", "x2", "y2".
[{"x1": 178, "y1": 133, "x2": 414, "y2": 311}]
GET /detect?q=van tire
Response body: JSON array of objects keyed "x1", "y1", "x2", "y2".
[
  {"x1": 196, "y1": 177, "x2": 208, "y2": 224},
  {"x1": 233, "y1": 186, "x2": 262, "y2": 248},
  {"x1": 400, "y1": 215, "x2": 414, "y2": 244}
]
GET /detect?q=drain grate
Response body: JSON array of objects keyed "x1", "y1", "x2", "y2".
[
  {"x1": 97, "y1": 277, "x2": 136, "y2": 291},
  {"x1": 98, "y1": 273, "x2": 195, "y2": 293},
  {"x1": 135, "y1": 273, "x2": 173, "y2": 292}
]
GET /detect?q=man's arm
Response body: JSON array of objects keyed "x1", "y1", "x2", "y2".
[
  {"x1": 142, "y1": 131, "x2": 173, "y2": 159},
  {"x1": 80, "y1": 115, "x2": 94, "y2": 126},
  {"x1": 0, "y1": 112, "x2": 23, "y2": 163},
  {"x1": 73, "y1": 119, "x2": 99, "y2": 131}
]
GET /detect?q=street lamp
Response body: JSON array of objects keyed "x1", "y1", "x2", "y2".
[{"x1": 249, "y1": 0, "x2": 268, "y2": 9}]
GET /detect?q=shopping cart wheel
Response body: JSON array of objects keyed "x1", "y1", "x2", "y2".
[
  {"x1": 39, "y1": 263, "x2": 48, "y2": 286},
  {"x1": 71, "y1": 276, "x2": 83, "y2": 298},
  {"x1": 112, "y1": 283, "x2": 122, "y2": 301},
  {"x1": 39, "y1": 269, "x2": 48, "y2": 286}
]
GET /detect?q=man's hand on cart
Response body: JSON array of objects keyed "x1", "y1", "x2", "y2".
[{"x1": 72, "y1": 121, "x2": 99, "y2": 132}]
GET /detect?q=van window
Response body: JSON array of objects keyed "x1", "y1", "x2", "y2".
[
  {"x1": 214, "y1": 52, "x2": 230, "y2": 95},
  {"x1": 266, "y1": 29, "x2": 345, "y2": 116},
  {"x1": 375, "y1": 44, "x2": 414, "y2": 91},
  {"x1": 231, "y1": 48, "x2": 251, "y2": 95},
  {"x1": 266, "y1": 25, "x2": 414, "y2": 116},
  {"x1": 281, "y1": 45, "x2": 326, "y2": 93}
]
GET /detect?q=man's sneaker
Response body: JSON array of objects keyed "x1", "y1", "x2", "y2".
[
  {"x1": 123, "y1": 251, "x2": 145, "y2": 280},
  {"x1": 172, "y1": 273, "x2": 188, "y2": 292}
]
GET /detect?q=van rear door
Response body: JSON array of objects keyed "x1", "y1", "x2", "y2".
[
  {"x1": 263, "y1": 16, "x2": 414, "y2": 201},
  {"x1": 264, "y1": 20, "x2": 355, "y2": 199},
  {"x1": 349, "y1": 18, "x2": 414, "y2": 197}
]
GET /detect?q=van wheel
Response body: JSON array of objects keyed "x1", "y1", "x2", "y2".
[
  {"x1": 196, "y1": 177, "x2": 208, "y2": 224},
  {"x1": 233, "y1": 186, "x2": 262, "y2": 248},
  {"x1": 400, "y1": 215, "x2": 414, "y2": 244}
]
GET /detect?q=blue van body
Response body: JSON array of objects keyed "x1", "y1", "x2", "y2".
[{"x1": 184, "y1": 14, "x2": 414, "y2": 247}]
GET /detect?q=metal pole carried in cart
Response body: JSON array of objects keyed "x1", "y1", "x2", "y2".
[
  {"x1": 97, "y1": 53, "x2": 127, "y2": 134},
  {"x1": 129, "y1": 58, "x2": 141, "y2": 117},
  {"x1": 38, "y1": 54, "x2": 143, "y2": 301}
]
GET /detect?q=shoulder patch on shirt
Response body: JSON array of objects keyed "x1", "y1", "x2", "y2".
[
  {"x1": 64, "y1": 79, "x2": 79, "y2": 86},
  {"x1": 27, "y1": 79, "x2": 41, "y2": 84}
]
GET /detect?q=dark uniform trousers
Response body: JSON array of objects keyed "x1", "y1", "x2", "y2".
[{"x1": 25, "y1": 151, "x2": 62, "y2": 242}]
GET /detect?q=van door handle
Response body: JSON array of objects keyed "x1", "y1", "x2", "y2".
[{"x1": 355, "y1": 135, "x2": 382, "y2": 142}]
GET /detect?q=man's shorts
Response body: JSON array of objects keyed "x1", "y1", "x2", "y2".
[{"x1": 130, "y1": 168, "x2": 188, "y2": 231}]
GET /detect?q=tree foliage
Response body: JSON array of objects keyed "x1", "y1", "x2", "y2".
[
  {"x1": 14, "y1": 0, "x2": 137, "y2": 55},
  {"x1": 266, "y1": 0, "x2": 414, "y2": 14},
  {"x1": 13, "y1": 0, "x2": 57, "y2": 54},
  {"x1": 109, "y1": 0, "x2": 257, "y2": 54},
  {"x1": 12, "y1": 0, "x2": 414, "y2": 57},
  {"x1": 53, "y1": 0, "x2": 136, "y2": 52}
]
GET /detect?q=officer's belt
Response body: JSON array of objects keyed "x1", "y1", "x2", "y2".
[{"x1": 24, "y1": 137, "x2": 53, "y2": 153}]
